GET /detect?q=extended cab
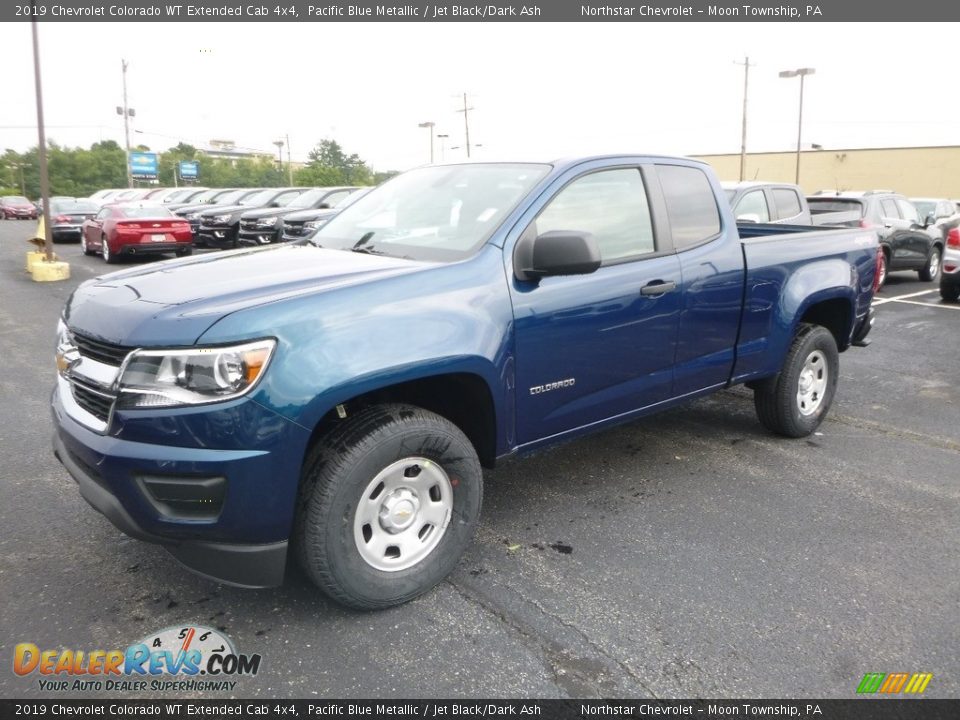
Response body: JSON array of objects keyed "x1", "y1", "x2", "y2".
[{"x1": 51, "y1": 156, "x2": 879, "y2": 609}]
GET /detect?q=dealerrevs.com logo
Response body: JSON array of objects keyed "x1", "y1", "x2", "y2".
[{"x1": 13, "y1": 625, "x2": 262, "y2": 693}]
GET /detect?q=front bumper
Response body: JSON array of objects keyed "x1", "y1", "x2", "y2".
[
  {"x1": 238, "y1": 228, "x2": 279, "y2": 246},
  {"x1": 198, "y1": 224, "x2": 237, "y2": 248},
  {"x1": 51, "y1": 383, "x2": 308, "y2": 587}
]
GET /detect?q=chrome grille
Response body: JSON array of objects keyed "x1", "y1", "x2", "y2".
[
  {"x1": 73, "y1": 331, "x2": 132, "y2": 367},
  {"x1": 71, "y1": 380, "x2": 116, "y2": 423}
]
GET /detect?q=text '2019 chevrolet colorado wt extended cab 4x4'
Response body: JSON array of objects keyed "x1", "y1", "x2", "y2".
[{"x1": 52, "y1": 156, "x2": 880, "y2": 609}]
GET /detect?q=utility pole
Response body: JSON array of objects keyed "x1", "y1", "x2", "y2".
[
  {"x1": 31, "y1": 10, "x2": 53, "y2": 260},
  {"x1": 286, "y1": 133, "x2": 293, "y2": 184},
  {"x1": 120, "y1": 59, "x2": 133, "y2": 188},
  {"x1": 456, "y1": 93, "x2": 474, "y2": 158},
  {"x1": 735, "y1": 56, "x2": 755, "y2": 182}
]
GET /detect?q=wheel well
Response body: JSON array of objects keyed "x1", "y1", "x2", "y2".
[
  {"x1": 799, "y1": 298, "x2": 852, "y2": 349},
  {"x1": 307, "y1": 373, "x2": 498, "y2": 469}
]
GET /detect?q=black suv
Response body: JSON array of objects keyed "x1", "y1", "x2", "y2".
[
  {"x1": 237, "y1": 186, "x2": 359, "y2": 246},
  {"x1": 807, "y1": 191, "x2": 943, "y2": 288},
  {"x1": 197, "y1": 188, "x2": 307, "y2": 249}
]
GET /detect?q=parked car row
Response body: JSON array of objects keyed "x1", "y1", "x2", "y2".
[{"x1": 722, "y1": 182, "x2": 950, "y2": 290}]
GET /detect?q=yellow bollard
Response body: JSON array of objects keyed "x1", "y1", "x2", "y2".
[{"x1": 27, "y1": 214, "x2": 70, "y2": 282}]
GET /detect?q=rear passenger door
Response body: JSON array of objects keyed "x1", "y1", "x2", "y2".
[
  {"x1": 510, "y1": 165, "x2": 682, "y2": 444},
  {"x1": 770, "y1": 187, "x2": 807, "y2": 224},
  {"x1": 657, "y1": 164, "x2": 745, "y2": 396}
]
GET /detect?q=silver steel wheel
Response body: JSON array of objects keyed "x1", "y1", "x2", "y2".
[
  {"x1": 80, "y1": 233, "x2": 88, "y2": 254},
  {"x1": 929, "y1": 250, "x2": 941, "y2": 279},
  {"x1": 878, "y1": 253, "x2": 887, "y2": 287},
  {"x1": 797, "y1": 349, "x2": 828, "y2": 416},
  {"x1": 353, "y1": 457, "x2": 453, "y2": 572},
  {"x1": 101, "y1": 235, "x2": 110, "y2": 262}
]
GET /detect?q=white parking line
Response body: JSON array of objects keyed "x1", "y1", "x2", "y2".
[
  {"x1": 886, "y1": 298, "x2": 960, "y2": 311},
  {"x1": 872, "y1": 289, "x2": 935, "y2": 306}
]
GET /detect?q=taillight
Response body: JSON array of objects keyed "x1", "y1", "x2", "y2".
[
  {"x1": 872, "y1": 248, "x2": 884, "y2": 293},
  {"x1": 948, "y1": 228, "x2": 960, "y2": 248},
  {"x1": 859, "y1": 219, "x2": 874, "y2": 229}
]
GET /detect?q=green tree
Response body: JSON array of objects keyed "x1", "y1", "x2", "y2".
[{"x1": 295, "y1": 139, "x2": 373, "y2": 187}]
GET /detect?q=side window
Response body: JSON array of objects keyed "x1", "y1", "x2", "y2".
[
  {"x1": 733, "y1": 190, "x2": 770, "y2": 222},
  {"x1": 533, "y1": 168, "x2": 655, "y2": 264},
  {"x1": 274, "y1": 191, "x2": 302, "y2": 207},
  {"x1": 896, "y1": 199, "x2": 920, "y2": 224},
  {"x1": 880, "y1": 198, "x2": 900, "y2": 220},
  {"x1": 95, "y1": 209, "x2": 109, "y2": 221},
  {"x1": 657, "y1": 165, "x2": 721, "y2": 249},
  {"x1": 772, "y1": 188, "x2": 802, "y2": 220},
  {"x1": 323, "y1": 191, "x2": 351, "y2": 207}
]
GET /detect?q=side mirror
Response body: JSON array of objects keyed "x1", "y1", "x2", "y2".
[
  {"x1": 318, "y1": 203, "x2": 332, "y2": 209},
  {"x1": 515, "y1": 230, "x2": 601, "y2": 281},
  {"x1": 924, "y1": 213, "x2": 936, "y2": 228},
  {"x1": 736, "y1": 213, "x2": 761, "y2": 224},
  {"x1": 270, "y1": 202, "x2": 280, "y2": 208}
]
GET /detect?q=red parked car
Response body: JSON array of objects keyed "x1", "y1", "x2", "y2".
[
  {"x1": 80, "y1": 203, "x2": 193, "y2": 264},
  {"x1": 1, "y1": 196, "x2": 39, "y2": 220}
]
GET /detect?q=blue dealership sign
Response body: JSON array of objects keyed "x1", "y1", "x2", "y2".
[
  {"x1": 179, "y1": 160, "x2": 199, "y2": 180},
  {"x1": 129, "y1": 151, "x2": 158, "y2": 179}
]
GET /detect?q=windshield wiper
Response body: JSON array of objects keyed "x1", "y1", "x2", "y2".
[
  {"x1": 352, "y1": 231, "x2": 375, "y2": 249},
  {"x1": 350, "y1": 245, "x2": 386, "y2": 255}
]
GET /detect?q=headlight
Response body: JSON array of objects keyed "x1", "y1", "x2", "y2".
[
  {"x1": 186, "y1": 211, "x2": 201, "y2": 220},
  {"x1": 116, "y1": 339, "x2": 276, "y2": 409},
  {"x1": 214, "y1": 214, "x2": 234, "y2": 224},
  {"x1": 257, "y1": 217, "x2": 277, "y2": 227},
  {"x1": 55, "y1": 319, "x2": 77, "y2": 374},
  {"x1": 304, "y1": 219, "x2": 327, "y2": 230}
]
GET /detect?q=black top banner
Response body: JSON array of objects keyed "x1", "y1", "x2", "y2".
[{"x1": 5, "y1": 0, "x2": 960, "y2": 23}]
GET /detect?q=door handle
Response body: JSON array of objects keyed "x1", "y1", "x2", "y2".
[{"x1": 640, "y1": 281, "x2": 677, "y2": 296}]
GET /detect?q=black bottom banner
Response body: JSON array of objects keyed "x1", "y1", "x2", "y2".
[{"x1": 0, "y1": 699, "x2": 957, "y2": 720}]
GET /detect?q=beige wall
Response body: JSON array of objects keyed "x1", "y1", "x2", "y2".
[{"x1": 692, "y1": 146, "x2": 960, "y2": 199}]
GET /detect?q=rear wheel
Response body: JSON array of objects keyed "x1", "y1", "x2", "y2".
[
  {"x1": 919, "y1": 247, "x2": 941, "y2": 282},
  {"x1": 941, "y1": 280, "x2": 960, "y2": 302},
  {"x1": 101, "y1": 234, "x2": 117, "y2": 264},
  {"x1": 754, "y1": 324, "x2": 839, "y2": 438},
  {"x1": 80, "y1": 233, "x2": 94, "y2": 256},
  {"x1": 295, "y1": 404, "x2": 482, "y2": 610}
]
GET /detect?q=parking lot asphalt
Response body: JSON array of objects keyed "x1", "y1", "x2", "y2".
[{"x1": 0, "y1": 220, "x2": 957, "y2": 699}]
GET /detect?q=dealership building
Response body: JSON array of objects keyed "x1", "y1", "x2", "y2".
[{"x1": 693, "y1": 145, "x2": 960, "y2": 198}]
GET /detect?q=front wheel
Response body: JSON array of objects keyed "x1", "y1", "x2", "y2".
[
  {"x1": 295, "y1": 404, "x2": 482, "y2": 610},
  {"x1": 919, "y1": 247, "x2": 941, "y2": 282},
  {"x1": 753, "y1": 324, "x2": 839, "y2": 438}
]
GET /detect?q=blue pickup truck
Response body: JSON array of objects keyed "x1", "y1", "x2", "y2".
[{"x1": 52, "y1": 156, "x2": 880, "y2": 609}]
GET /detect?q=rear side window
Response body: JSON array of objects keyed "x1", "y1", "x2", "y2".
[
  {"x1": 657, "y1": 165, "x2": 721, "y2": 249},
  {"x1": 772, "y1": 188, "x2": 802, "y2": 220},
  {"x1": 880, "y1": 198, "x2": 900, "y2": 219},
  {"x1": 896, "y1": 199, "x2": 920, "y2": 224},
  {"x1": 534, "y1": 168, "x2": 655, "y2": 264},
  {"x1": 734, "y1": 190, "x2": 770, "y2": 222}
]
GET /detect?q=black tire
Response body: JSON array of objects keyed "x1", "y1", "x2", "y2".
[
  {"x1": 80, "y1": 233, "x2": 94, "y2": 256},
  {"x1": 295, "y1": 403, "x2": 482, "y2": 610},
  {"x1": 918, "y1": 246, "x2": 941, "y2": 282},
  {"x1": 940, "y1": 281, "x2": 960, "y2": 302},
  {"x1": 753, "y1": 324, "x2": 839, "y2": 438},
  {"x1": 102, "y1": 234, "x2": 117, "y2": 264}
]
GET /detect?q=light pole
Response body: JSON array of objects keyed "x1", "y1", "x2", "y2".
[
  {"x1": 273, "y1": 140, "x2": 284, "y2": 184},
  {"x1": 437, "y1": 133, "x2": 449, "y2": 161},
  {"x1": 9, "y1": 162, "x2": 26, "y2": 195},
  {"x1": 31, "y1": 7, "x2": 53, "y2": 260},
  {"x1": 418, "y1": 121, "x2": 435, "y2": 163},
  {"x1": 779, "y1": 67, "x2": 815, "y2": 185},
  {"x1": 735, "y1": 56, "x2": 755, "y2": 182},
  {"x1": 117, "y1": 59, "x2": 136, "y2": 188}
]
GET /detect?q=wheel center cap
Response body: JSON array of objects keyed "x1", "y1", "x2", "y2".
[
  {"x1": 379, "y1": 488, "x2": 420, "y2": 533},
  {"x1": 799, "y1": 371, "x2": 814, "y2": 393}
]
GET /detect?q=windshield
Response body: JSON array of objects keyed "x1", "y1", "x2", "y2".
[
  {"x1": 217, "y1": 189, "x2": 252, "y2": 205},
  {"x1": 118, "y1": 205, "x2": 175, "y2": 218},
  {"x1": 912, "y1": 201, "x2": 936, "y2": 217},
  {"x1": 288, "y1": 188, "x2": 329, "y2": 209},
  {"x1": 312, "y1": 164, "x2": 550, "y2": 262},
  {"x1": 52, "y1": 200, "x2": 98, "y2": 213},
  {"x1": 4, "y1": 196, "x2": 30, "y2": 204},
  {"x1": 241, "y1": 189, "x2": 278, "y2": 206},
  {"x1": 164, "y1": 188, "x2": 199, "y2": 203}
]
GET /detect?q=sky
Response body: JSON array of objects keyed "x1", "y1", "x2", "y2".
[{"x1": 1, "y1": 21, "x2": 957, "y2": 173}]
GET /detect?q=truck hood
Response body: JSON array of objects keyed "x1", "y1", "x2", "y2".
[
  {"x1": 240, "y1": 207, "x2": 297, "y2": 221},
  {"x1": 65, "y1": 245, "x2": 428, "y2": 346},
  {"x1": 284, "y1": 207, "x2": 337, "y2": 222},
  {"x1": 199, "y1": 204, "x2": 250, "y2": 218}
]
